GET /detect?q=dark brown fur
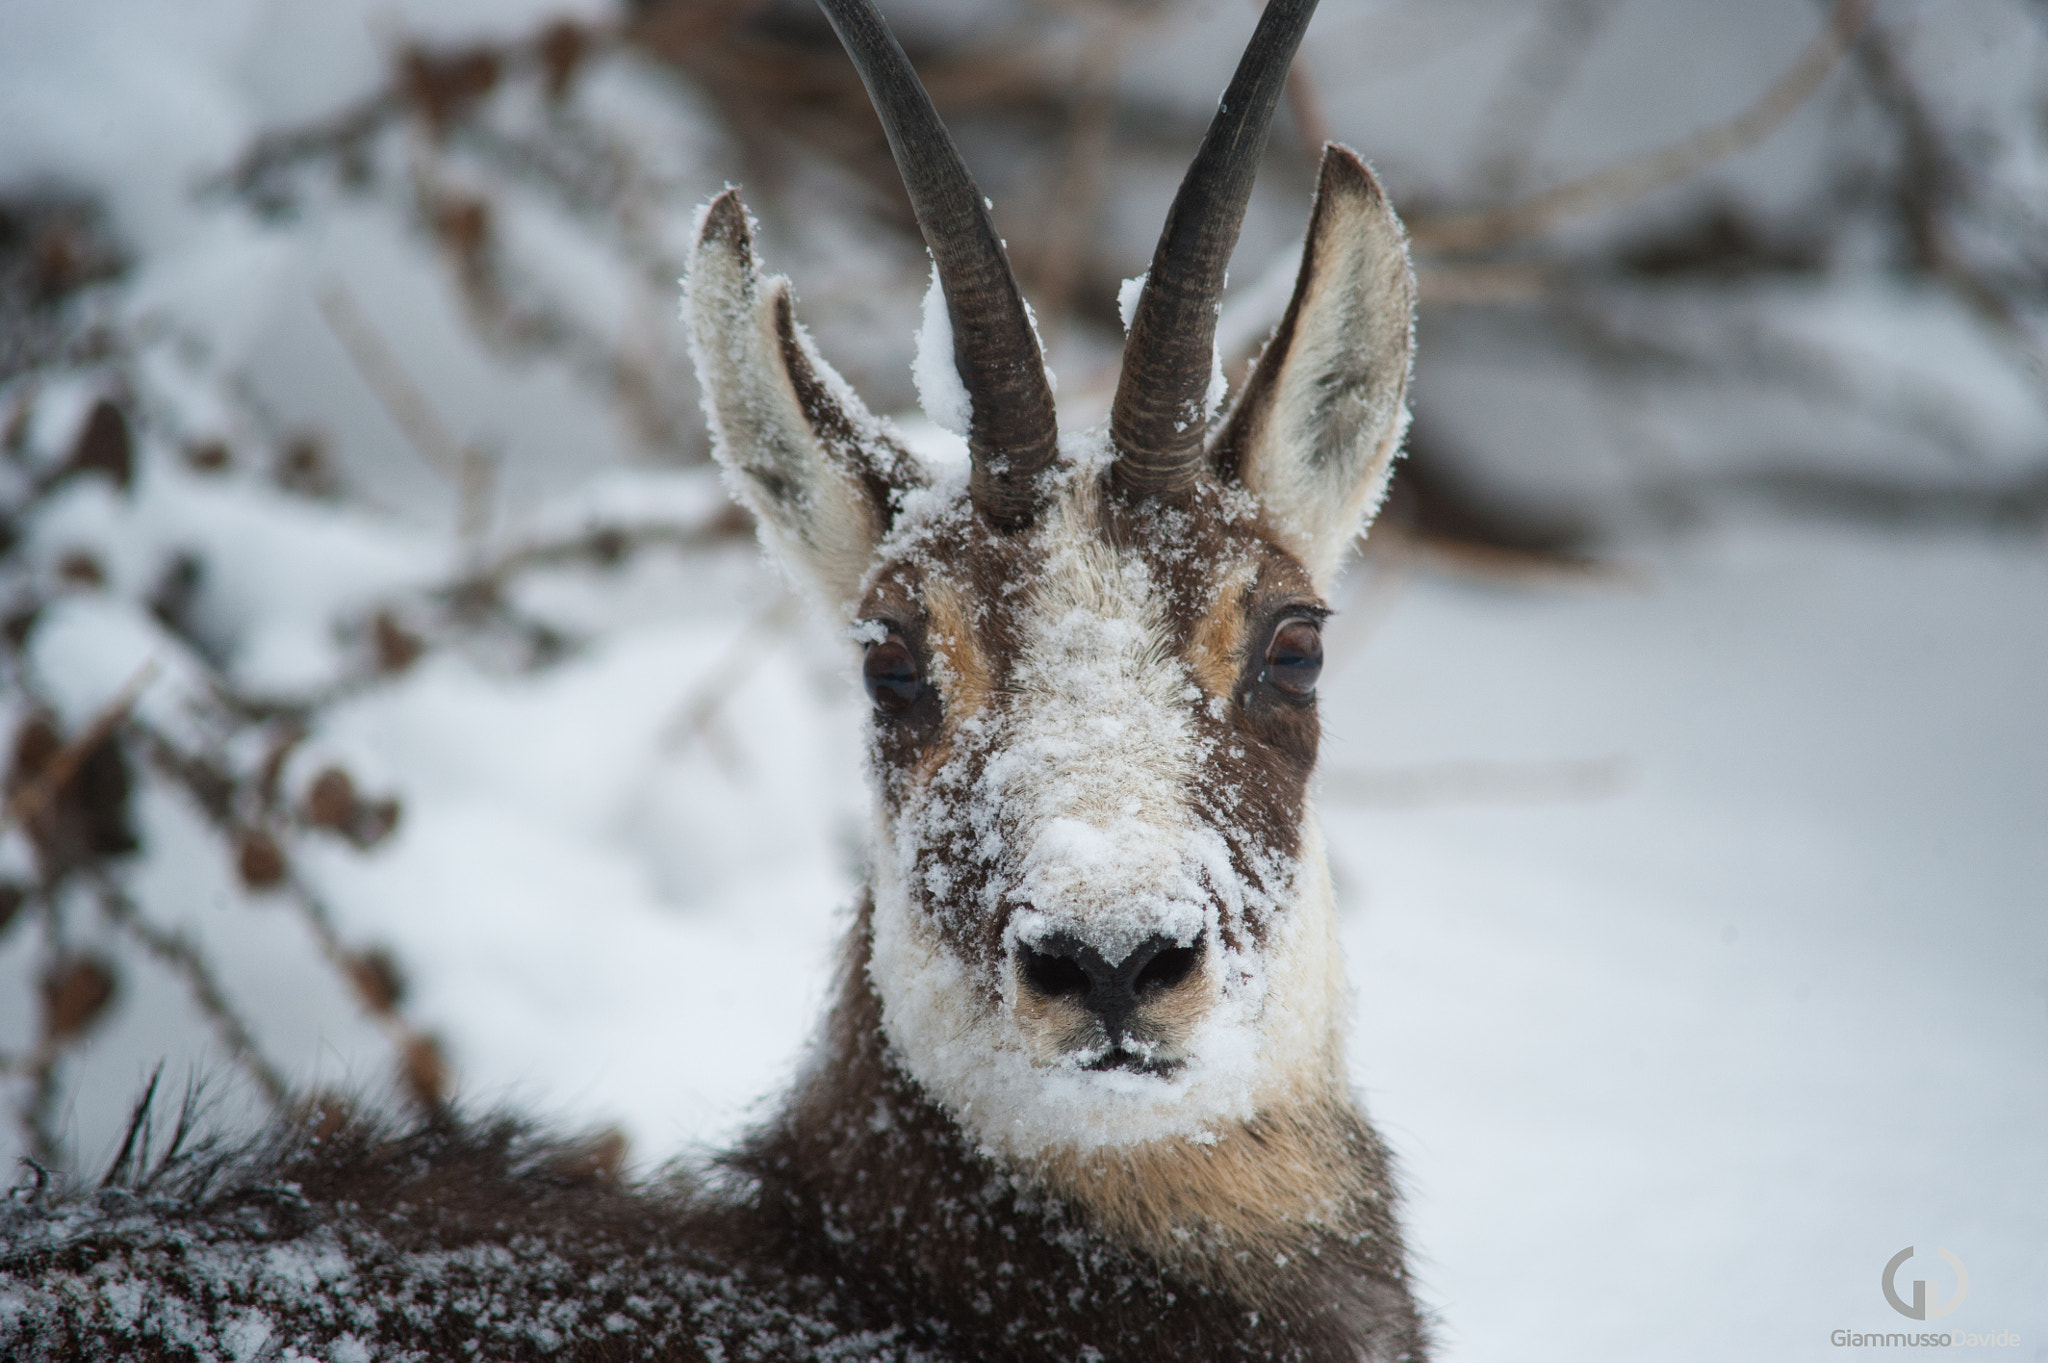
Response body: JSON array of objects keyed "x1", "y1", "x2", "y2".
[{"x1": 2, "y1": 894, "x2": 1426, "y2": 1362}]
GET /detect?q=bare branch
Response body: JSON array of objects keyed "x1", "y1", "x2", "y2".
[
  {"x1": 96, "y1": 882, "x2": 292, "y2": 1108},
  {"x1": 1465, "y1": 0, "x2": 1622, "y2": 196},
  {"x1": 660, "y1": 593, "x2": 801, "y2": 770},
  {"x1": 1322, "y1": 757, "x2": 1627, "y2": 808},
  {"x1": 1852, "y1": 20, "x2": 2048, "y2": 398},
  {"x1": 1411, "y1": 0, "x2": 1874, "y2": 254},
  {"x1": 0, "y1": 661, "x2": 159, "y2": 840},
  {"x1": 317, "y1": 283, "x2": 469, "y2": 483},
  {"x1": 1021, "y1": 23, "x2": 1122, "y2": 341},
  {"x1": 1284, "y1": 58, "x2": 1331, "y2": 163}
]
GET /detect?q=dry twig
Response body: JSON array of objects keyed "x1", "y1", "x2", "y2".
[
  {"x1": 317, "y1": 283, "x2": 469, "y2": 482},
  {"x1": 0, "y1": 661, "x2": 159, "y2": 840},
  {"x1": 96, "y1": 881, "x2": 292, "y2": 1107},
  {"x1": 1411, "y1": 0, "x2": 1874, "y2": 254},
  {"x1": 1324, "y1": 757, "x2": 1627, "y2": 808},
  {"x1": 660, "y1": 593, "x2": 802, "y2": 770}
]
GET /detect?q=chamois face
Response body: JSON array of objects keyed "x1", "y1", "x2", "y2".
[
  {"x1": 685, "y1": 145, "x2": 1414, "y2": 1164},
  {"x1": 856, "y1": 464, "x2": 1345, "y2": 1158}
]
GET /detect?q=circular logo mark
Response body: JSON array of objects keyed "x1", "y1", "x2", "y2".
[{"x1": 1883, "y1": 1246, "x2": 1969, "y2": 1321}]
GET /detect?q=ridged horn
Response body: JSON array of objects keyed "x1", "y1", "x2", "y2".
[
  {"x1": 816, "y1": 0, "x2": 1058, "y2": 530},
  {"x1": 1110, "y1": 0, "x2": 1319, "y2": 497}
]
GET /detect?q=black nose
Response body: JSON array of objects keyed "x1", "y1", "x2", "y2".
[{"x1": 1017, "y1": 930, "x2": 1204, "y2": 1037}]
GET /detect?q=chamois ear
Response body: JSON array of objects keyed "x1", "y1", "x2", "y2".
[
  {"x1": 1211, "y1": 146, "x2": 1415, "y2": 589},
  {"x1": 685, "y1": 189, "x2": 922, "y2": 612}
]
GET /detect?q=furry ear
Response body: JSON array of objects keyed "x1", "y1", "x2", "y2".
[
  {"x1": 1211, "y1": 146, "x2": 1415, "y2": 589},
  {"x1": 685, "y1": 190, "x2": 922, "y2": 611}
]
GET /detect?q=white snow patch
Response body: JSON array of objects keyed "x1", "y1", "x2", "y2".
[
  {"x1": 912, "y1": 262, "x2": 971, "y2": 437},
  {"x1": 1117, "y1": 273, "x2": 1146, "y2": 333}
]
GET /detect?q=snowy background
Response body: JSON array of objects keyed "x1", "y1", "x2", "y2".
[{"x1": 1, "y1": 0, "x2": 2043, "y2": 1359}]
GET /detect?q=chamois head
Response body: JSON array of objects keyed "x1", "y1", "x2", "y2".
[{"x1": 685, "y1": 0, "x2": 1412, "y2": 1170}]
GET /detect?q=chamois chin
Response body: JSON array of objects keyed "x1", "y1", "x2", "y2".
[{"x1": 1, "y1": 2, "x2": 1431, "y2": 1359}]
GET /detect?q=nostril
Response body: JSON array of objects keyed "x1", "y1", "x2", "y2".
[
  {"x1": 1020, "y1": 945, "x2": 1091, "y2": 1000},
  {"x1": 1133, "y1": 943, "x2": 1201, "y2": 996}
]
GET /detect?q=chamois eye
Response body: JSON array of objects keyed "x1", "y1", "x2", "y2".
[
  {"x1": 862, "y1": 636, "x2": 923, "y2": 715},
  {"x1": 1265, "y1": 618, "x2": 1323, "y2": 697}
]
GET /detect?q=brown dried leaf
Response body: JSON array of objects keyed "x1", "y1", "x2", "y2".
[
  {"x1": 539, "y1": 21, "x2": 590, "y2": 102},
  {"x1": 354, "y1": 797, "x2": 402, "y2": 849},
  {"x1": 67, "y1": 400, "x2": 131, "y2": 489},
  {"x1": 303, "y1": 766, "x2": 359, "y2": 833},
  {"x1": 298, "y1": 1090, "x2": 355, "y2": 1142},
  {"x1": 276, "y1": 432, "x2": 339, "y2": 499},
  {"x1": 184, "y1": 440, "x2": 232, "y2": 472},
  {"x1": 400, "y1": 46, "x2": 502, "y2": 136},
  {"x1": 549, "y1": 1127, "x2": 629, "y2": 1184},
  {"x1": 236, "y1": 827, "x2": 288, "y2": 890},
  {"x1": 41, "y1": 955, "x2": 117, "y2": 1041},
  {"x1": 373, "y1": 611, "x2": 424, "y2": 673},
  {"x1": 432, "y1": 194, "x2": 492, "y2": 265},
  {"x1": 345, "y1": 947, "x2": 406, "y2": 1014},
  {"x1": 56, "y1": 550, "x2": 104, "y2": 587},
  {"x1": 401, "y1": 1033, "x2": 449, "y2": 1108}
]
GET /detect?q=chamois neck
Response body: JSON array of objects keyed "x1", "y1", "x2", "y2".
[{"x1": 716, "y1": 896, "x2": 1429, "y2": 1363}]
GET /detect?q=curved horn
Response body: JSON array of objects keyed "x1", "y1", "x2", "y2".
[
  {"x1": 816, "y1": 0, "x2": 1058, "y2": 530},
  {"x1": 1110, "y1": 0, "x2": 1319, "y2": 497}
]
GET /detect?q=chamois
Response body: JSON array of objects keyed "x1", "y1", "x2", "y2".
[{"x1": 0, "y1": 0, "x2": 1429, "y2": 1358}]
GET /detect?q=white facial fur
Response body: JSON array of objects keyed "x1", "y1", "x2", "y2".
[
  {"x1": 871, "y1": 804, "x2": 1346, "y2": 1163},
  {"x1": 863, "y1": 476, "x2": 1350, "y2": 1161}
]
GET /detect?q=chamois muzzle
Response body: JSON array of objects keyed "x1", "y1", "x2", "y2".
[{"x1": 1017, "y1": 930, "x2": 1206, "y2": 1071}]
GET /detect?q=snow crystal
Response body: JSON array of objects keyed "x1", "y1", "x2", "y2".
[
  {"x1": 1117, "y1": 274, "x2": 1145, "y2": 333},
  {"x1": 1204, "y1": 335, "x2": 1227, "y2": 422},
  {"x1": 912, "y1": 262, "x2": 972, "y2": 437}
]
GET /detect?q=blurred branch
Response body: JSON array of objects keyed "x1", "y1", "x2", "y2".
[
  {"x1": 130, "y1": 721, "x2": 448, "y2": 1114},
  {"x1": 1411, "y1": 0, "x2": 1874, "y2": 254},
  {"x1": 1851, "y1": 20, "x2": 2048, "y2": 397},
  {"x1": 445, "y1": 511, "x2": 752, "y2": 608},
  {"x1": 1415, "y1": 262, "x2": 1550, "y2": 305},
  {"x1": 206, "y1": 22, "x2": 625, "y2": 207},
  {"x1": 0, "y1": 661, "x2": 158, "y2": 840},
  {"x1": 319, "y1": 282, "x2": 499, "y2": 548},
  {"x1": 660, "y1": 592, "x2": 801, "y2": 772},
  {"x1": 1365, "y1": 522, "x2": 1648, "y2": 591},
  {"x1": 95, "y1": 879, "x2": 291, "y2": 1108},
  {"x1": 317, "y1": 284, "x2": 468, "y2": 483},
  {"x1": 1022, "y1": 23, "x2": 1122, "y2": 340},
  {"x1": 1285, "y1": 58, "x2": 1332, "y2": 162},
  {"x1": 1465, "y1": 0, "x2": 1622, "y2": 196},
  {"x1": 1323, "y1": 758, "x2": 1627, "y2": 808}
]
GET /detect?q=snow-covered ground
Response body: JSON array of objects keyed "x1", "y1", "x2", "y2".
[
  {"x1": 1329, "y1": 524, "x2": 2048, "y2": 1359},
  {"x1": 2, "y1": 0, "x2": 2044, "y2": 1358}
]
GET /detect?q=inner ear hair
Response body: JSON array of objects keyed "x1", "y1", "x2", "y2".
[
  {"x1": 685, "y1": 189, "x2": 924, "y2": 610},
  {"x1": 1210, "y1": 146, "x2": 1415, "y2": 588}
]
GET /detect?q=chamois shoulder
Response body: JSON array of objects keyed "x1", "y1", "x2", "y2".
[{"x1": 0, "y1": 1104, "x2": 935, "y2": 1363}]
